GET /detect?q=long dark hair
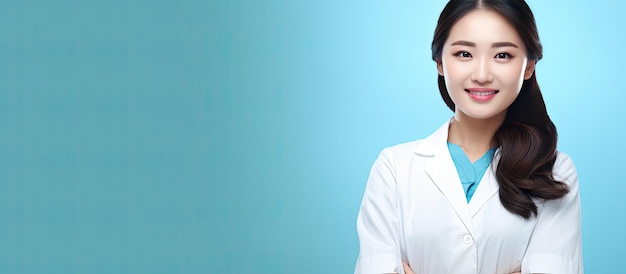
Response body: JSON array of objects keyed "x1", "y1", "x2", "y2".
[{"x1": 431, "y1": 0, "x2": 569, "y2": 219}]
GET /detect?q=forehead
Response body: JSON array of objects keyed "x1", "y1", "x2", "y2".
[{"x1": 446, "y1": 9, "x2": 525, "y2": 48}]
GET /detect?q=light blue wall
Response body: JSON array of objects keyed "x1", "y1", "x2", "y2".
[{"x1": 0, "y1": 0, "x2": 621, "y2": 273}]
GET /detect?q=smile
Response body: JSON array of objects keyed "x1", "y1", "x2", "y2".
[
  {"x1": 465, "y1": 88, "x2": 499, "y2": 101},
  {"x1": 465, "y1": 88, "x2": 499, "y2": 96}
]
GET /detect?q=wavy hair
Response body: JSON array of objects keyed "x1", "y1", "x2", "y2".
[{"x1": 431, "y1": 0, "x2": 569, "y2": 218}]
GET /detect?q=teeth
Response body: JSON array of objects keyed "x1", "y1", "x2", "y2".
[{"x1": 469, "y1": 91, "x2": 495, "y2": 96}]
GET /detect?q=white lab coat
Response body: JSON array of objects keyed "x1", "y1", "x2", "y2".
[{"x1": 355, "y1": 120, "x2": 583, "y2": 274}]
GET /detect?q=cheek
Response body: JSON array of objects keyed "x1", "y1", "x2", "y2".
[
  {"x1": 501, "y1": 59, "x2": 528, "y2": 80},
  {"x1": 497, "y1": 65, "x2": 526, "y2": 88},
  {"x1": 441, "y1": 60, "x2": 466, "y2": 84}
]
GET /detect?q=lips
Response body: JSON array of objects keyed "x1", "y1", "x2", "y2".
[{"x1": 465, "y1": 88, "x2": 499, "y2": 101}]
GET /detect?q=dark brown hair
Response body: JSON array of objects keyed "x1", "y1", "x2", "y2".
[{"x1": 431, "y1": 0, "x2": 569, "y2": 218}]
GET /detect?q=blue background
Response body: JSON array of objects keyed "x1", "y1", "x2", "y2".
[{"x1": 0, "y1": 0, "x2": 621, "y2": 273}]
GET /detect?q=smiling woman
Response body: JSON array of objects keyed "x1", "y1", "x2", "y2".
[
  {"x1": 354, "y1": 0, "x2": 583, "y2": 273},
  {"x1": 437, "y1": 8, "x2": 536, "y2": 159}
]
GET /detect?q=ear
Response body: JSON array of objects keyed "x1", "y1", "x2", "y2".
[
  {"x1": 524, "y1": 60, "x2": 536, "y2": 80},
  {"x1": 436, "y1": 59, "x2": 444, "y2": 76}
]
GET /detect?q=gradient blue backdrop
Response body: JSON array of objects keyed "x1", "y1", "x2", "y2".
[{"x1": 0, "y1": 0, "x2": 621, "y2": 273}]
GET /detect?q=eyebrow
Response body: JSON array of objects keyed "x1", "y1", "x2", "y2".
[{"x1": 451, "y1": 40, "x2": 519, "y2": 48}]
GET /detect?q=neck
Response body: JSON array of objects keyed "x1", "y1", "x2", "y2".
[{"x1": 448, "y1": 111, "x2": 505, "y2": 160}]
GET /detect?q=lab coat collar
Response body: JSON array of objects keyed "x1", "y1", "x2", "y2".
[
  {"x1": 414, "y1": 118, "x2": 501, "y2": 233},
  {"x1": 469, "y1": 153, "x2": 500, "y2": 217},
  {"x1": 413, "y1": 118, "x2": 451, "y2": 156}
]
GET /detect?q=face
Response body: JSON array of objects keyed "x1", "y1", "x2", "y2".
[{"x1": 437, "y1": 9, "x2": 536, "y2": 122}]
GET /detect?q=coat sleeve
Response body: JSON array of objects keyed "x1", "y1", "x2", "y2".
[
  {"x1": 521, "y1": 153, "x2": 584, "y2": 274},
  {"x1": 355, "y1": 148, "x2": 404, "y2": 274}
]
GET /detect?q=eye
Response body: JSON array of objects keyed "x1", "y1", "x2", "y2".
[
  {"x1": 454, "y1": 51, "x2": 472, "y2": 59},
  {"x1": 495, "y1": 52, "x2": 513, "y2": 59}
]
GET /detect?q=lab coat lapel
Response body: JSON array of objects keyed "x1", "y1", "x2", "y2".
[
  {"x1": 415, "y1": 120, "x2": 475, "y2": 234},
  {"x1": 468, "y1": 154, "x2": 500, "y2": 217}
]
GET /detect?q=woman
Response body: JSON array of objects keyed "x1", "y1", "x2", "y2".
[{"x1": 354, "y1": 1, "x2": 583, "y2": 273}]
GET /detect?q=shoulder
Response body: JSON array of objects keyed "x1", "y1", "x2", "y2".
[
  {"x1": 377, "y1": 139, "x2": 424, "y2": 162},
  {"x1": 553, "y1": 151, "x2": 579, "y2": 188},
  {"x1": 372, "y1": 119, "x2": 450, "y2": 169},
  {"x1": 370, "y1": 139, "x2": 428, "y2": 178},
  {"x1": 366, "y1": 140, "x2": 425, "y2": 188},
  {"x1": 383, "y1": 139, "x2": 424, "y2": 153}
]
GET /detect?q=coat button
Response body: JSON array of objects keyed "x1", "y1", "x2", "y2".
[{"x1": 463, "y1": 235, "x2": 473, "y2": 245}]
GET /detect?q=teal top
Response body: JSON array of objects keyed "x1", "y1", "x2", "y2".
[{"x1": 447, "y1": 143, "x2": 497, "y2": 202}]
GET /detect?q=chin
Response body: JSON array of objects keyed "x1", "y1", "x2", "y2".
[{"x1": 458, "y1": 109, "x2": 508, "y2": 121}]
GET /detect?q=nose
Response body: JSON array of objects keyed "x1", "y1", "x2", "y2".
[{"x1": 471, "y1": 59, "x2": 493, "y2": 84}]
